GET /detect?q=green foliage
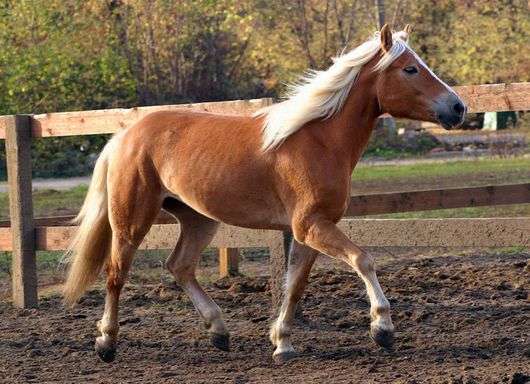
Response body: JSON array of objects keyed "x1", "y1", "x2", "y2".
[
  {"x1": 0, "y1": 1, "x2": 134, "y2": 179},
  {"x1": 0, "y1": 0, "x2": 136, "y2": 114},
  {"x1": 0, "y1": 136, "x2": 110, "y2": 180},
  {"x1": 2, "y1": 0, "x2": 526, "y2": 112},
  {"x1": 364, "y1": 131, "x2": 440, "y2": 159},
  {"x1": 408, "y1": 0, "x2": 530, "y2": 85},
  {"x1": 28, "y1": 135, "x2": 109, "y2": 178}
]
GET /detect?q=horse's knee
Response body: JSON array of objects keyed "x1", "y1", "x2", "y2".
[{"x1": 350, "y1": 251, "x2": 375, "y2": 274}]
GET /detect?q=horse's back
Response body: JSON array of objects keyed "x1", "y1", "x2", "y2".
[{"x1": 128, "y1": 109, "x2": 262, "y2": 146}]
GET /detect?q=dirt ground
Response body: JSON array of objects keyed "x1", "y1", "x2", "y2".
[{"x1": 0, "y1": 250, "x2": 529, "y2": 384}]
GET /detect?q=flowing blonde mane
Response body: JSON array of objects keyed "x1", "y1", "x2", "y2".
[{"x1": 256, "y1": 31, "x2": 409, "y2": 151}]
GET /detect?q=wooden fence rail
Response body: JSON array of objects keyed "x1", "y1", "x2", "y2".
[
  {"x1": 346, "y1": 183, "x2": 530, "y2": 216},
  {"x1": 0, "y1": 98, "x2": 272, "y2": 139},
  {"x1": 2, "y1": 213, "x2": 530, "y2": 253},
  {"x1": 1, "y1": 82, "x2": 529, "y2": 308},
  {"x1": 1, "y1": 183, "x2": 529, "y2": 251},
  {"x1": 1, "y1": 83, "x2": 529, "y2": 139},
  {"x1": 3, "y1": 183, "x2": 529, "y2": 229}
]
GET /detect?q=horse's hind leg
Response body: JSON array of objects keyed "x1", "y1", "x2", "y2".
[
  {"x1": 95, "y1": 234, "x2": 138, "y2": 362},
  {"x1": 163, "y1": 199, "x2": 229, "y2": 351},
  {"x1": 95, "y1": 172, "x2": 162, "y2": 362},
  {"x1": 270, "y1": 241, "x2": 318, "y2": 362}
]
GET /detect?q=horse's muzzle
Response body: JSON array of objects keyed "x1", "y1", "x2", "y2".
[{"x1": 435, "y1": 93, "x2": 466, "y2": 129}]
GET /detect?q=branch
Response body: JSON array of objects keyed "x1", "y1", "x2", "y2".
[{"x1": 228, "y1": 35, "x2": 252, "y2": 80}]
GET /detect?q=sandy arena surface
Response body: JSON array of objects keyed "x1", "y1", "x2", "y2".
[{"x1": 0, "y1": 251, "x2": 529, "y2": 384}]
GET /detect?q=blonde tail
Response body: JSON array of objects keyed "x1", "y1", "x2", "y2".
[{"x1": 63, "y1": 138, "x2": 116, "y2": 306}]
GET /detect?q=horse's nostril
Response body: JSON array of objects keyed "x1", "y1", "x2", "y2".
[{"x1": 453, "y1": 101, "x2": 465, "y2": 115}]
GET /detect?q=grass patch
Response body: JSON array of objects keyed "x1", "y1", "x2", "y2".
[
  {"x1": 0, "y1": 248, "x2": 221, "y2": 277},
  {"x1": 0, "y1": 252, "x2": 10, "y2": 276},
  {"x1": 489, "y1": 246, "x2": 529, "y2": 256},
  {"x1": 0, "y1": 185, "x2": 88, "y2": 219},
  {"x1": 372, "y1": 204, "x2": 530, "y2": 219},
  {"x1": 353, "y1": 156, "x2": 530, "y2": 184},
  {"x1": 0, "y1": 250, "x2": 67, "y2": 278}
]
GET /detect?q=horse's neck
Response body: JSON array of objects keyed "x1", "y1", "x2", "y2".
[{"x1": 326, "y1": 82, "x2": 381, "y2": 171}]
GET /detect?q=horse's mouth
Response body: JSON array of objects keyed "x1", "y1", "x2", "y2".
[{"x1": 436, "y1": 113, "x2": 465, "y2": 130}]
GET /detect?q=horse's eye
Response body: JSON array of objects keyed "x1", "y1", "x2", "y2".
[{"x1": 403, "y1": 66, "x2": 418, "y2": 74}]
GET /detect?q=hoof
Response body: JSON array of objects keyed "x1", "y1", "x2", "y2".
[
  {"x1": 210, "y1": 333, "x2": 230, "y2": 352},
  {"x1": 273, "y1": 350, "x2": 297, "y2": 364},
  {"x1": 370, "y1": 328, "x2": 394, "y2": 350},
  {"x1": 95, "y1": 343, "x2": 117, "y2": 363}
]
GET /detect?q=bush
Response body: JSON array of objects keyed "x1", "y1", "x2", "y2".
[
  {"x1": 0, "y1": 135, "x2": 108, "y2": 180},
  {"x1": 364, "y1": 129, "x2": 441, "y2": 159}
]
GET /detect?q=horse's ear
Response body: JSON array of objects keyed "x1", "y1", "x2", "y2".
[
  {"x1": 380, "y1": 24, "x2": 393, "y2": 52},
  {"x1": 403, "y1": 24, "x2": 413, "y2": 41},
  {"x1": 395, "y1": 24, "x2": 413, "y2": 42}
]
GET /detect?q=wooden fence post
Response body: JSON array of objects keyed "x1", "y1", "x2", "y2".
[
  {"x1": 218, "y1": 247, "x2": 239, "y2": 278},
  {"x1": 5, "y1": 115, "x2": 37, "y2": 308}
]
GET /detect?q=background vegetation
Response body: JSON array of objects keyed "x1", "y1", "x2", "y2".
[{"x1": 0, "y1": 0, "x2": 529, "y2": 178}]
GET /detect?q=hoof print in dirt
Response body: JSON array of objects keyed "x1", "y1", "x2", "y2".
[
  {"x1": 370, "y1": 329, "x2": 394, "y2": 350},
  {"x1": 95, "y1": 346, "x2": 117, "y2": 363},
  {"x1": 210, "y1": 333, "x2": 230, "y2": 352},
  {"x1": 273, "y1": 351, "x2": 297, "y2": 364}
]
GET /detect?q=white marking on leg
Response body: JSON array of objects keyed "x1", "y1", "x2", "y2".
[
  {"x1": 98, "y1": 295, "x2": 117, "y2": 336},
  {"x1": 350, "y1": 252, "x2": 393, "y2": 332},
  {"x1": 270, "y1": 296, "x2": 296, "y2": 353},
  {"x1": 361, "y1": 270, "x2": 393, "y2": 332},
  {"x1": 167, "y1": 251, "x2": 227, "y2": 336},
  {"x1": 183, "y1": 279, "x2": 227, "y2": 336},
  {"x1": 95, "y1": 238, "x2": 136, "y2": 356}
]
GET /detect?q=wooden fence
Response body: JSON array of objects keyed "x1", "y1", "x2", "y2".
[{"x1": 1, "y1": 82, "x2": 530, "y2": 309}]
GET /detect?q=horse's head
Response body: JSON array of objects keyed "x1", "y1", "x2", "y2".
[{"x1": 375, "y1": 24, "x2": 466, "y2": 129}]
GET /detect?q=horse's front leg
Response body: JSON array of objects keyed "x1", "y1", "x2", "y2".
[
  {"x1": 293, "y1": 217, "x2": 394, "y2": 349},
  {"x1": 270, "y1": 241, "x2": 318, "y2": 362}
]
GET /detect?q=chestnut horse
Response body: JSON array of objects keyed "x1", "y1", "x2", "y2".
[{"x1": 64, "y1": 25, "x2": 465, "y2": 363}]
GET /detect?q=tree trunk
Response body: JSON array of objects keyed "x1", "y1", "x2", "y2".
[{"x1": 375, "y1": 0, "x2": 385, "y2": 28}]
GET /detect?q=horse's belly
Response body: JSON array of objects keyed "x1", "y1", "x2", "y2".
[{"x1": 163, "y1": 176, "x2": 289, "y2": 230}]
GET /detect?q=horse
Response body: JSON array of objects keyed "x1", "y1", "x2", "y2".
[{"x1": 63, "y1": 24, "x2": 466, "y2": 363}]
